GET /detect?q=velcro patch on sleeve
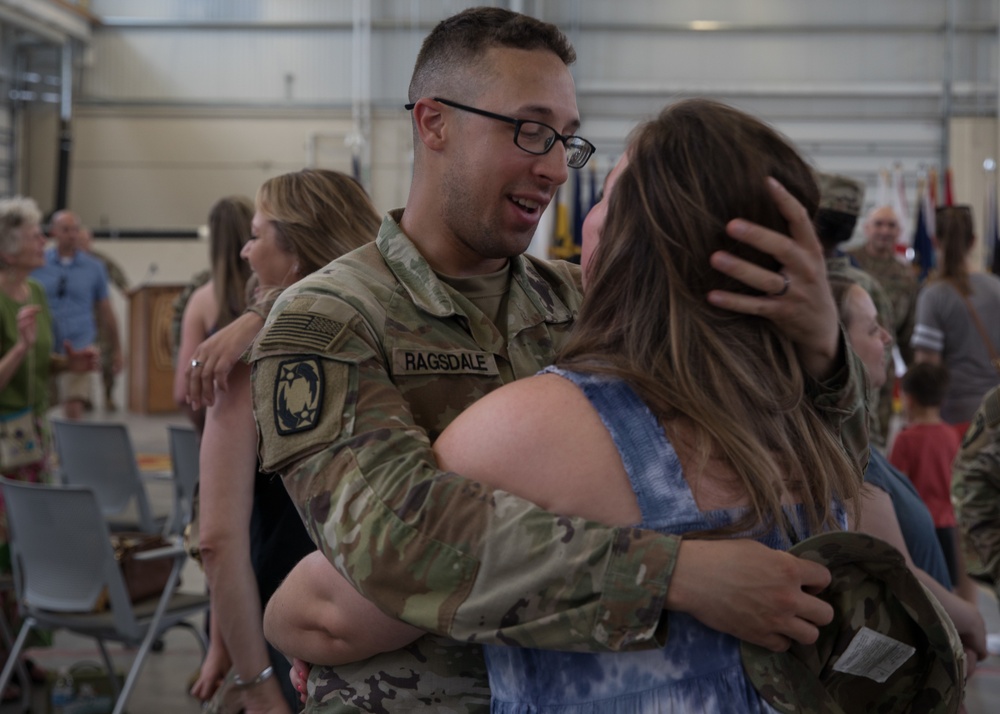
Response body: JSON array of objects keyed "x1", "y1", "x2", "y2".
[
  {"x1": 259, "y1": 311, "x2": 347, "y2": 353},
  {"x1": 253, "y1": 355, "x2": 350, "y2": 473},
  {"x1": 392, "y1": 348, "x2": 499, "y2": 376},
  {"x1": 273, "y1": 357, "x2": 324, "y2": 435}
]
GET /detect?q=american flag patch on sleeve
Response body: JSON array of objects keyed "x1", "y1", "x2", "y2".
[{"x1": 258, "y1": 312, "x2": 347, "y2": 352}]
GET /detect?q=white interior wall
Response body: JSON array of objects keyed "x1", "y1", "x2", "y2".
[
  {"x1": 59, "y1": 0, "x2": 997, "y2": 229},
  {"x1": 9, "y1": 0, "x2": 1000, "y2": 411}
]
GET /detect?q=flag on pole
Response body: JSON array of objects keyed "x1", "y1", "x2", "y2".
[
  {"x1": 875, "y1": 167, "x2": 892, "y2": 209},
  {"x1": 985, "y1": 159, "x2": 1000, "y2": 276},
  {"x1": 571, "y1": 170, "x2": 584, "y2": 257},
  {"x1": 549, "y1": 186, "x2": 575, "y2": 261},
  {"x1": 912, "y1": 174, "x2": 936, "y2": 282},
  {"x1": 892, "y1": 164, "x2": 911, "y2": 255}
]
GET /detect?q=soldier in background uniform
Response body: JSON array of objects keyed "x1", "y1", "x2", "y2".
[
  {"x1": 79, "y1": 226, "x2": 128, "y2": 411},
  {"x1": 952, "y1": 385, "x2": 1000, "y2": 604},
  {"x1": 246, "y1": 8, "x2": 869, "y2": 712},
  {"x1": 849, "y1": 205, "x2": 918, "y2": 363},
  {"x1": 816, "y1": 172, "x2": 896, "y2": 446}
]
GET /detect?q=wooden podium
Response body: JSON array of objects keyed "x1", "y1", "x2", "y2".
[{"x1": 128, "y1": 284, "x2": 183, "y2": 413}]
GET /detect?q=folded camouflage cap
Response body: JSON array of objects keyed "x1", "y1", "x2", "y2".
[
  {"x1": 741, "y1": 532, "x2": 965, "y2": 714},
  {"x1": 817, "y1": 172, "x2": 865, "y2": 217}
]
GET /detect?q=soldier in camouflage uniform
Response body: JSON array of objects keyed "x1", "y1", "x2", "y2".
[
  {"x1": 248, "y1": 9, "x2": 870, "y2": 713},
  {"x1": 952, "y1": 385, "x2": 1000, "y2": 603},
  {"x1": 849, "y1": 205, "x2": 918, "y2": 363},
  {"x1": 79, "y1": 226, "x2": 129, "y2": 410},
  {"x1": 816, "y1": 173, "x2": 896, "y2": 447}
]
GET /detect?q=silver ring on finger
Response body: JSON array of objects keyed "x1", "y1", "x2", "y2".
[
  {"x1": 191, "y1": 359, "x2": 204, "y2": 369},
  {"x1": 771, "y1": 272, "x2": 790, "y2": 298}
]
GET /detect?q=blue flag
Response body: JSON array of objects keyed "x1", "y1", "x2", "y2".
[
  {"x1": 571, "y1": 170, "x2": 584, "y2": 258},
  {"x1": 912, "y1": 182, "x2": 935, "y2": 282}
]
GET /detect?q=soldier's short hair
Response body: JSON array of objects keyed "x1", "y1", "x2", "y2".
[
  {"x1": 901, "y1": 362, "x2": 950, "y2": 408},
  {"x1": 408, "y1": 7, "x2": 575, "y2": 104}
]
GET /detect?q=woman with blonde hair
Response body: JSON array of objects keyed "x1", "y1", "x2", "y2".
[{"x1": 192, "y1": 169, "x2": 380, "y2": 712}]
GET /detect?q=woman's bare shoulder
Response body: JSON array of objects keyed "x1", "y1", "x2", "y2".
[
  {"x1": 435, "y1": 373, "x2": 637, "y2": 522},
  {"x1": 437, "y1": 373, "x2": 590, "y2": 459}
]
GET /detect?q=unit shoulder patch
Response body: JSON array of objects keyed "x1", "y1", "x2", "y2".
[{"x1": 273, "y1": 357, "x2": 324, "y2": 435}]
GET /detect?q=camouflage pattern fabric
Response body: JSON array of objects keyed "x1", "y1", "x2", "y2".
[
  {"x1": 816, "y1": 172, "x2": 864, "y2": 216},
  {"x1": 91, "y1": 249, "x2": 129, "y2": 294},
  {"x1": 250, "y1": 211, "x2": 871, "y2": 712},
  {"x1": 90, "y1": 249, "x2": 129, "y2": 403},
  {"x1": 170, "y1": 269, "x2": 210, "y2": 363},
  {"x1": 742, "y1": 532, "x2": 964, "y2": 714},
  {"x1": 826, "y1": 256, "x2": 894, "y2": 448},
  {"x1": 952, "y1": 385, "x2": 1000, "y2": 601}
]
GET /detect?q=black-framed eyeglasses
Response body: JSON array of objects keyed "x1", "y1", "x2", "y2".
[{"x1": 405, "y1": 97, "x2": 595, "y2": 170}]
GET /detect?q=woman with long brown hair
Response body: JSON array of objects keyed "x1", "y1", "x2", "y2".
[
  {"x1": 265, "y1": 99, "x2": 863, "y2": 712},
  {"x1": 173, "y1": 195, "x2": 254, "y2": 433},
  {"x1": 912, "y1": 205, "x2": 1000, "y2": 436}
]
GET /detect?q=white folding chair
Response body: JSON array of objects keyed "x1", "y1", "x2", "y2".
[
  {"x1": 0, "y1": 478, "x2": 209, "y2": 714},
  {"x1": 50, "y1": 418, "x2": 170, "y2": 534}
]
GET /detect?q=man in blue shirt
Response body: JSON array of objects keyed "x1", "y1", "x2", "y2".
[{"x1": 32, "y1": 210, "x2": 122, "y2": 418}]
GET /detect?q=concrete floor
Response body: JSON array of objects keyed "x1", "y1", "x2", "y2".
[{"x1": 4, "y1": 406, "x2": 1000, "y2": 712}]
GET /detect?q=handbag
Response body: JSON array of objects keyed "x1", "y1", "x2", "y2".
[
  {"x1": 0, "y1": 407, "x2": 43, "y2": 470},
  {"x1": 0, "y1": 332, "x2": 43, "y2": 471},
  {"x1": 93, "y1": 532, "x2": 175, "y2": 610},
  {"x1": 956, "y1": 289, "x2": 1000, "y2": 375}
]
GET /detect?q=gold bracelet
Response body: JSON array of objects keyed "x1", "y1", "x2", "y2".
[{"x1": 233, "y1": 665, "x2": 274, "y2": 688}]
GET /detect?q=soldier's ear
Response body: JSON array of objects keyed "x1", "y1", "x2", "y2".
[{"x1": 411, "y1": 98, "x2": 447, "y2": 152}]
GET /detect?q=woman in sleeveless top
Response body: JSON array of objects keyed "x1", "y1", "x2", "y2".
[
  {"x1": 195, "y1": 170, "x2": 380, "y2": 712},
  {"x1": 264, "y1": 100, "x2": 862, "y2": 713},
  {"x1": 172, "y1": 196, "x2": 253, "y2": 436},
  {"x1": 431, "y1": 99, "x2": 859, "y2": 713}
]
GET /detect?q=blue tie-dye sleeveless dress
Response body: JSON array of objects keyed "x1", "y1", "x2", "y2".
[{"x1": 485, "y1": 367, "x2": 846, "y2": 714}]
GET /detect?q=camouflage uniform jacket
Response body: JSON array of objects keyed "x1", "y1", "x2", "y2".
[
  {"x1": 90, "y1": 250, "x2": 129, "y2": 384},
  {"x1": 249, "y1": 212, "x2": 870, "y2": 712},
  {"x1": 952, "y1": 385, "x2": 1000, "y2": 600},
  {"x1": 847, "y1": 249, "x2": 918, "y2": 364}
]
